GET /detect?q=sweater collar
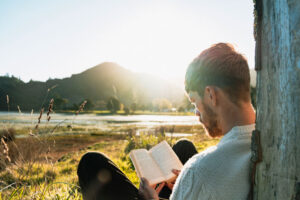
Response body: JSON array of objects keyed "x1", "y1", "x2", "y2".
[{"x1": 218, "y1": 124, "x2": 255, "y2": 146}]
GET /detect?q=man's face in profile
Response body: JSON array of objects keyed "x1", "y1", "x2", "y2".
[{"x1": 188, "y1": 91, "x2": 222, "y2": 137}]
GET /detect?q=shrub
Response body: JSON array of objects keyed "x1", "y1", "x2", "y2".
[
  {"x1": 124, "y1": 127, "x2": 171, "y2": 154},
  {"x1": 0, "y1": 171, "x2": 16, "y2": 186},
  {"x1": 44, "y1": 170, "x2": 57, "y2": 182},
  {"x1": 60, "y1": 167, "x2": 73, "y2": 175}
]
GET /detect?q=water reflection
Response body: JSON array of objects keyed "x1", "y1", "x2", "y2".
[
  {"x1": 0, "y1": 112, "x2": 199, "y2": 127},
  {"x1": 0, "y1": 112, "x2": 201, "y2": 137}
]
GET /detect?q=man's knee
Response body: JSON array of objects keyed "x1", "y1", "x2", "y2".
[
  {"x1": 78, "y1": 152, "x2": 109, "y2": 173},
  {"x1": 173, "y1": 138, "x2": 197, "y2": 164},
  {"x1": 77, "y1": 152, "x2": 109, "y2": 190},
  {"x1": 78, "y1": 152, "x2": 108, "y2": 167}
]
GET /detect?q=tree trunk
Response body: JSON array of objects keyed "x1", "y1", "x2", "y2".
[{"x1": 253, "y1": 0, "x2": 300, "y2": 199}]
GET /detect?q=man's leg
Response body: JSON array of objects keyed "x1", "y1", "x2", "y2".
[
  {"x1": 159, "y1": 139, "x2": 198, "y2": 199},
  {"x1": 77, "y1": 152, "x2": 142, "y2": 200},
  {"x1": 172, "y1": 138, "x2": 198, "y2": 164}
]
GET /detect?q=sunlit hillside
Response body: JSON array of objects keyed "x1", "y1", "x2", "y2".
[{"x1": 0, "y1": 62, "x2": 184, "y2": 111}]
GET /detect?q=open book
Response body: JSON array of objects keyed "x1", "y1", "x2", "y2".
[{"x1": 129, "y1": 141, "x2": 183, "y2": 186}]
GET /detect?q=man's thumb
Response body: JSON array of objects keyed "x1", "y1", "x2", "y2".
[{"x1": 140, "y1": 177, "x2": 149, "y2": 187}]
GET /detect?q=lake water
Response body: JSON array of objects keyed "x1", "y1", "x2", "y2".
[{"x1": 0, "y1": 112, "x2": 201, "y2": 137}]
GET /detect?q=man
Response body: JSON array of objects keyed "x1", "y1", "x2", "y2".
[
  {"x1": 78, "y1": 43, "x2": 256, "y2": 200},
  {"x1": 139, "y1": 43, "x2": 255, "y2": 200}
]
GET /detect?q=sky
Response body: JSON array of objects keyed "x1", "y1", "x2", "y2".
[{"x1": 0, "y1": 0, "x2": 255, "y2": 83}]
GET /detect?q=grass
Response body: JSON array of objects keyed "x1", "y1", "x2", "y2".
[
  {"x1": 0, "y1": 124, "x2": 219, "y2": 200},
  {"x1": 0, "y1": 88, "x2": 205, "y2": 199}
]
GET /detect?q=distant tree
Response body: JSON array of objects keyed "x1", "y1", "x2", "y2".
[
  {"x1": 94, "y1": 100, "x2": 107, "y2": 110},
  {"x1": 130, "y1": 89, "x2": 138, "y2": 114},
  {"x1": 53, "y1": 96, "x2": 69, "y2": 110},
  {"x1": 152, "y1": 98, "x2": 172, "y2": 112},
  {"x1": 70, "y1": 103, "x2": 79, "y2": 110},
  {"x1": 124, "y1": 107, "x2": 130, "y2": 115},
  {"x1": 177, "y1": 106, "x2": 185, "y2": 112},
  {"x1": 130, "y1": 102, "x2": 137, "y2": 114},
  {"x1": 139, "y1": 104, "x2": 146, "y2": 111},
  {"x1": 146, "y1": 103, "x2": 153, "y2": 111},
  {"x1": 182, "y1": 95, "x2": 194, "y2": 112},
  {"x1": 120, "y1": 103, "x2": 124, "y2": 111},
  {"x1": 162, "y1": 99, "x2": 172, "y2": 111},
  {"x1": 84, "y1": 99, "x2": 95, "y2": 110},
  {"x1": 106, "y1": 97, "x2": 121, "y2": 114}
]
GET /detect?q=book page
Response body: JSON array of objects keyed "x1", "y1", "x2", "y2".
[
  {"x1": 149, "y1": 141, "x2": 183, "y2": 181},
  {"x1": 130, "y1": 149, "x2": 165, "y2": 185}
]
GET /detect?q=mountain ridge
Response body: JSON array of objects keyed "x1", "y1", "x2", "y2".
[
  {"x1": 0, "y1": 62, "x2": 256, "y2": 111},
  {"x1": 0, "y1": 62, "x2": 183, "y2": 111}
]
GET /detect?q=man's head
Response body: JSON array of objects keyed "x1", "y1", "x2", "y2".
[{"x1": 185, "y1": 43, "x2": 251, "y2": 137}]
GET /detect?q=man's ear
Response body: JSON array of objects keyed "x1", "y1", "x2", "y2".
[{"x1": 204, "y1": 86, "x2": 217, "y2": 106}]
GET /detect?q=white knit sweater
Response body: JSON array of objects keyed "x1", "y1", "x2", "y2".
[{"x1": 170, "y1": 124, "x2": 255, "y2": 200}]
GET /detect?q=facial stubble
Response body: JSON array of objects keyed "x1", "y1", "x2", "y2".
[{"x1": 200, "y1": 102, "x2": 222, "y2": 138}]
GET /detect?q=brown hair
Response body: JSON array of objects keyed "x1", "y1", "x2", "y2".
[{"x1": 185, "y1": 43, "x2": 251, "y2": 105}]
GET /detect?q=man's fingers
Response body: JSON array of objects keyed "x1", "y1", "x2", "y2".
[
  {"x1": 155, "y1": 182, "x2": 166, "y2": 193},
  {"x1": 166, "y1": 182, "x2": 174, "y2": 190},
  {"x1": 139, "y1": 178, "x2": 161, "y2": 200},
  {"x1": 172, "y1": 169, "x2": 181, "y2": 176},
  {"x1": 140, "y1": 178, "x2": 144, "y2": 188},
  {"x1": 140, "y1": 177, "x2": 149, "y2": 188}
]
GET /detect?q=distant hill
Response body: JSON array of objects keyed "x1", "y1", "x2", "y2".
[
  {"x1": 0, "y1": 63, "x2": 257, "y2": 111},
  {"x1": 0, "y1": 62, "x2": 184, "y2": 111}
]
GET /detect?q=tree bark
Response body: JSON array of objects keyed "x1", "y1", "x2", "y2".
[{"x1": 253, "y1": 0, "x2": 300, "y2": 199}]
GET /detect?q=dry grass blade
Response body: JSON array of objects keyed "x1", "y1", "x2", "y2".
[
  {"x1": 6, "y1": 94, "x2": 10, "y2": 112},
  {"x1": 75, "y1": 100, "x2": 87, "y2": 115},
  {"x1": 35, "y1": 108, "x2": 44, "y2": 129},
  {"x1": 47, "y1": 99, "x2": 54, "y2": 122},
  {"x1": 40, "y1": 85, "x2": 57, "y2": 110},
  {"x1": 17, "y1": 105, "x2": 22, "y2": 114},
  {"x1": 47, "y1": 84, "x2": 58, "y2": 92},
  {"x1": 29, "y1": 129, "x2": 35, "y2": 137},
  {"x1": 1, "y1": 138, "x2": 11, "y2": 163}
]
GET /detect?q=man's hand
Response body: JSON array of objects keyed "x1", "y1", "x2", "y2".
[
  {"x1": 139, "y1": 178, "x2": 165, "y2": 200},
  {"x1": 166, "y1": 169, "x2": 181, "y2": 190}
]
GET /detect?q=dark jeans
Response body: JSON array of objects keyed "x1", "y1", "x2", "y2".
[{"x1": 77, "y1": 139, "x2": 197, "y2": 200}]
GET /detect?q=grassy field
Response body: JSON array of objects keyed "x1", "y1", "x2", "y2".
[{"x1": 0, "y1": 125, "x2": 219, "y2": 200}]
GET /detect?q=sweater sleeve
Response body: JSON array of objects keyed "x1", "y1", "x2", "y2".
[{"x1": 170, "y1": 165, "x2": 215, "y2": 200}]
